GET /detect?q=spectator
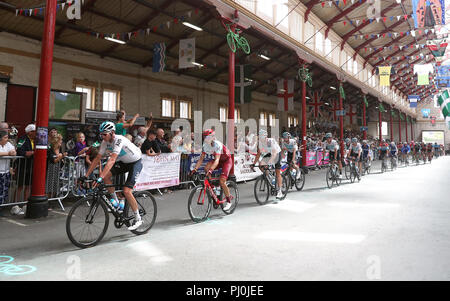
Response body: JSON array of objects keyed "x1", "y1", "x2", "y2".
[
  {"x1": 155, "y1": 128, "x2": 172, "y2": 153},
  {"x1": 141, "y1": 129, "x2": 161, "y2": 156},
  {"x1": 13, "y1": 123, "x2": 36, "y2": 214},
  {"x1": 0, "y1": 130, "x2": 16, "y2": 206},
  {"x1": 133, "y1": 113, "x2": 153, "y2": 148},
  {"x1": 125, "y1": 133, "x2": 133, "y2": 142},
  {"x1": 115, "y1": 110, "x2": 139, "y2": 136},
  {"x1": 47, "y1": 134, "x2": 67, "y2": 198},
  {"x1": 85, "y1": 142, "x2": 101, "y2": 177},
  {"x1": 72, "y1": 132, "x2": 89, "y2": 157}
]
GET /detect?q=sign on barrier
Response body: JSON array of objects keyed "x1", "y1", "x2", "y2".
[
  {"x1": 234, "y1": 154, "x2": 262, "y2": 182},
  {"x1": 134, "y1": 153, "x2": 181, "y2": 191}
]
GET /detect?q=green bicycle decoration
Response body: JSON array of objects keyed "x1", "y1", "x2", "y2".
[
  {"x1": 298, "y1": 65, "x2": 312, "y2": 88},
  {"x1": 225, "y1": 23, "x2": 251, "y2": 54}
]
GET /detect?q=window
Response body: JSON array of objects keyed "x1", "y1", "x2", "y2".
[
  {"x1": 353, "y1": 60, "x2": 358, "y2": 75},
  {"x1": 236, "y1": 0, "x2": 255, "y2": 12},
  {"x1": 275, "y1": 0, "x2": 289, "y2": 29},
  {"x1": 347, "y1": 55, "x2": 352, "y2": 73},
  {"x1": 103, "y1": 90, "x2": 119, "y2": 112},
  {"x1": 179, "y1": 100, "x2": 192, "y2": 119},
  {"x1": 257, "y1": 0, "x2": 273, "y2": 19},
  {"x1": 290, "y1": 11, "x2": 302, "y2": 42},
  {"x1": 378, "y1": 121, "x2": 388, "y2": 136},
  {"x1": 304, "y1": 22, "x2": 315, "y2": 49},
  {"x1": 260, "y1": 111, "x2": 268, "y2": 126},
  {"x1": 316, "y1": 31, "x2": 324, "y2": 53},
  {"x1": 76, "y1": 85, "x2": 95, "y2": 110},
  {"x1": 235, "y1": 108, "x2": 241, "y2": 124},
  {"x1": 288, "y1": 115, "x2": 298, "y2": 127},
  {"x1": 325, "y1": 38, "x2": 332, "y2": 57},
  {"x1": 268, "y1": 113, "x2": 276, "y2": 127},
  {"x1": 219, "y1": 105, "x2": 227, "y2": 122},
  {"x1": 161, "y1": 98, "x2": 175, "y2": 118}
]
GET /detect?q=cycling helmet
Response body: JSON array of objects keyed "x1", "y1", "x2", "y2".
[
  {"x1": 282, "y1": 132, "x2": 291, "y2": 139},
  {"x1": 403, "y1": 142, "x2": 407, "y2": 144},
  {"x1": 259, "y1": 129, "x2": 268, "y2": 137},
  {"x1": 351, "y1": 138, "x2": 358, "y2": 143},
  {"x1": 381, "y1": 139, "x2": 385, "y2": 142},
  {"x1": 345, "y1": 138, "x2": 351, "y2": 143},
  {"x1": 202, "y1": 129, "x2": 215, "y2": 138},
  {"x1": 362, "y1": 140, "x2": 367, "y2": 144},
  {"x1": 325, "y1": 133, "x2": 332, "y2": 139},
  {"x1": 391, "y1": 142, "x2": 395, "y2": 146},
  {"x1": 99, "y1": 121, "x2": 115, "y2": 133}
]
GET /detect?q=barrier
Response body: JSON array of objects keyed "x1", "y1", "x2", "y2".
[{"x1": 0, "y1": 156, "x2": 34, "y2": 208}]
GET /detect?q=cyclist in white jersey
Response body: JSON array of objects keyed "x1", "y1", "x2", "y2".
[
  {"x1": 252, "y1": 129, "x2": 284, "y2": 199},
  {"x1": 348, "y1": 137, "x2": 362, "y2": 175},
  {"x1": 324, "y1": 133, "x2": 343, "y2": 178},
  {"x1": 281, "y1": 132, "x2": 301, "y2": 179},
  {"x1": 84, "y1": 121, "x2": 144, "y2": 231}
]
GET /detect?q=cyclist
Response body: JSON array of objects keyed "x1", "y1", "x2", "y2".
[
  {"x1": 252, "y1": 129, "x2": 284, "y2": 200},
  {"x1": 281, "y1": 132, "x2": 302, "y2": 179},
  {"x1": 191, "y1": 130, "x2": 233, "y2": 211},
  {"x1": 389, "y1": 141, "x2": 398, "y2": 168},
  {"x1": 83, "y1": 121, "x2": 144, "y2": 231},
  {"x1": 413, "y1": 141, "x2": 421, "y2": 162},
  {"x1": 348, "y1": 137, "x2": 362, "y2": 178},
  {"x1": 323, "y1": 133, "x2": 343, "y2": 179},
  {"x1": 361, "y1": 140, "x2": 371, "y2": 171},
  {"x1": 379, "y1": 139, "x2": 389, "y2": 168},
  {"x1": 426, "y1": 143, "x2": 433, "y2": 162},
  {"x1": 400, "y1": 142, "x2": 410, "y2": 164},
  {"x1": 433, "y1": 142, "x2": 440, "y2": 157}
]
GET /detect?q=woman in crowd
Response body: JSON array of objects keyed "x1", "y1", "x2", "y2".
[
  {"x1": 0, "y1": 130, "x2": 16, "y2": 205},
  {"x1": 47, "y1": 134, "x2": 67, "y2": 198}
]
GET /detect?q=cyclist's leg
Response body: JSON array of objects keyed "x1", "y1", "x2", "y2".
[
  {"x1": 219, "y1": 157, "x2": 233, "y2": 199},
  {"x1": 123, "y1": 159, "x2": 143, "y2": 213}
]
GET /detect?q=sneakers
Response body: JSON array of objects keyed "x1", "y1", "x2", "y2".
[
  {"x1": 128, "y1": 218, "x2": 143, "y2": 231},
  {"x1": 10, "y1": 205, "x2": 25, "y2": 216},
  {"x1": 296, "y1": 170, "x2": 301, "y2": 180},
  {"x1": 276, "y1": 189, "x2": 283, "y2": 199},
  {"x1": 222, "y1": 196, "x2": 234, "y2": 211},
  {"x1": 338, "y1": 174, "x2": 343, "y2": 179},
  {"x1": 118, "y1": 199, "x2": 125, "y2": 213}
]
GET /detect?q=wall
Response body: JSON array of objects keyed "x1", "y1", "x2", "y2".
[
  {"x1": 415, "y1": 98, "x2": 450, "y2": 149},
  {"x1": 0, "y1": 32, "x2": 302, "y2": 133}
]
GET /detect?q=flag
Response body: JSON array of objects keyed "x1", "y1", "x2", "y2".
[
  {"x1": 412, "y1": 0, "x2": 445, "y2": 28},
  {"x1": 378, "y1": 102, "x2": 386, "y2": 112},
  {"x1": 235, "y1": 65, "x2": 252, "y2": 104},
  {"x1": 363, "y1": 95, "x2": 368, "y2": 107},
  {"x1": 438, "y1": 89, "x2": 450, "y2": 117},
  {"x1": 307, "y1": 89, "x2": 324, "y2": 118},
  {"x1": 378, "y1": 66, "x2": 392, "y2": 86},
  {"x1": 152, "y1": 43, "x2": 166, "y2": 72},
  {"x1": 179, "y1": 38, "x2": 195, "y2": 68},
  {"x1": 426, "y1": 38, "x2": 448, "y2": 57},
  {"x1": 339, "y1": 85, "x2": 346, "y2": 100},
  {"x1": 277, "y1": 79, "x2": 294, "y2": 112},
  {"x1": 408, "y1": 95, "x2": 420, "y2": 107}
]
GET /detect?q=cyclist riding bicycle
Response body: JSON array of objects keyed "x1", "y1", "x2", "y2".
[
  {"x1": 324, "y1": 133, "x2": 343, "y2": 179},
  {"x1": 281, "y1": 132, "x2": 302, "y2": 179},
  {"x1": 348, "y1": 138, "x2": 362, "y2": 175},
  {"x1": 191, "y1": 130, "x2": 233, "y2": 211},
  {"x1": 401, "y1": 142, "x2": 410, "y2": 163},
  {"x1": 361, "y1": 140, "x2": 371, "y2": 164},
  {"x1": 344, "y1": 138, "x2": 351, "y2": 159},
  {"x1": 83, "y1": 121, "x2": 144, "y2": 231},
  {"x1": 389, "y1": 141, "x2": 398, "y2": 164},
  {"x1": 379, "y1": 139, "x2": 389, "y2": 162},
  {"x1": 252, "y1": 129, "x2": 284, "y2": 199}
]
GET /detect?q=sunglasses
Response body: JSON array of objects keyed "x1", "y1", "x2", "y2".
[{"x1": 100, "y1": 133, "x2": 109, "y2": 137}]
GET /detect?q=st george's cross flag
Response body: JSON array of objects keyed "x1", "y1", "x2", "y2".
[
  {"x1": 235, "y1": 65, "x2": 252, "y2": 104},
  {"x1": 277, "y1": 79, "x2": 294, "y2": 112}
]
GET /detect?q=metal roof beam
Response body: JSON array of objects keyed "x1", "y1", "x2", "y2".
[{"x1": 324, "y1": 0, "x2": 367, "y2": 38}]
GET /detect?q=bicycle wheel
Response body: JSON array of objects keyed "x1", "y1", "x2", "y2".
[
  {"x1": 227, "y1": 32, "x2": 237, "y2": 53},
  {"x1": 278, "y1": 174, "x2": 289, "y2": 200},
  {"x1": 294, "y1": 170, "x2": 306, "y2": 191},
  {"x1": 124, "y1": 191, "x2": 157, "y2": 235},
  {"x1": 187, "y1": 186, "x2": 212, "y2": 223},
  {"x1": 326, "y1": 168, "x2": 334, "y2": 189},
  {"x1": 350, "y1": 166, "x2": 355, "y2": 183},
  {"x1": 220, "y1": 181, "x2": 239, "y2": 215},
  {"x1": 239, "y1": 36, "x2": 251, "y2": 54},
  {"x1": 66, "y1": 197, "x2": 109, "y2": 249},
  {"x1": 254, "y1": 176, "x2": 270, "y2": 205},
  {"x1": 344, "y1": 164, "x2": 351, "y2": 180}
]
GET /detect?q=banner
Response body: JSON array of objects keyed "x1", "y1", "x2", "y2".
[
  {"x1": 378, "y1": 66, "x2": 392, "y2": 86},
  {"x1": 152, "y1": 42, "x2": 166, "y2": 72},
  {"x1": 134, "y1": 153, "x2": 181, "y2": 191},
  {"x1": 179, "y1": 38, "x2": 195, "y2": 68},
  {"x1": 234, "y1": 154, "x2": 262, "y2": 182},
  {"x1": 421, "y1": 108, "x2": 431, "y2": 118},
  {"x1": 277, "y1": 79, "x2": 294, "y2": 111},
  {"x1": 408, "y1": 95, "x2": 420, "y2": 108},
  {"x1": 412, "y1": 0, "x2": 445, "y2": 28}
]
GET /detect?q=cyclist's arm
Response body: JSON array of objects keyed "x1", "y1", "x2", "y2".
[
  {"x1": 253, "y1": 150, "x2": 261, "y2": 165},
  {"x1": 193, "y1": 153, "x2": 206, "y2": 171},
  {"x1": 209, "y1": 153, "x2": 221, "y2": 172},
  {"x1": 98, "y1": 153, "x2": 118, "y2": 180}
]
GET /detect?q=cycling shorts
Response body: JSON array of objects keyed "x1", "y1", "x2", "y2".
[
  {"x1": 218, "y1": 156, "x2": 233, "y2": 179},
  {"x1": 329, "y1": 151, "x2": 341, "y2": 162},
  {"x1": 287, "y1": 152, "x2": 295, "y2": 164},
  {"x1": 111, "y1": 159, "x2": 143, "y2": 189},
  {"x1": 349, "y1": 151, "x2": 361, "y2": 162},
  {"x1": 262, "y1": 153, "x2": 282, "y2": 169}
]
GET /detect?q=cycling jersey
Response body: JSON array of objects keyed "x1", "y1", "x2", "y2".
[
  {"x1": 259, "y1": 138, "x2": 281, "y2": 156},
  {"x1": 202, "y1": 140, "x2": 231, "y2": 161},
  {"x1": 99, "y1": 135, "x2": 142, "y2": 163},
  {"x1": 401, "y1": 145, "x2": 410, "y2": 154},
  {"x1": 414, "y1": 145, "x2": 421, "y2": 152},
  {"x1": 379, "y1": 143, "x2": 389, "y2": 151},
  {"x1": 350, "y1": 143, "x2": 362, "y2": 154},
  {"x1": 389, "y1": 145, "x2": 398, "y2": 154},
  {"x1": 362, "y1": 144, "x2": 370, "y2": 158},
  {"x1": 282, "y1": 139, "x2": 298, "y2": 153},
  {"x1": 324, "y1": 139, "x2": 339, "y2": 152}
]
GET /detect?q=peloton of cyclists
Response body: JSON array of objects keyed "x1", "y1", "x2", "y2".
[
  {"x1": 348, "y1": 137, "x2": 362, "y2": 178},
  {"x1": 281, "y1": 132, "x2": 302, "y2": 180}
]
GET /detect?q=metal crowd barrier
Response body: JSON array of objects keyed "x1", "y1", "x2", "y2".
[{"x1": 0, "y1": 156, "x2": 34, "y2": 209}]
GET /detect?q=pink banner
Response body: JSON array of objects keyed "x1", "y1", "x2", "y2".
[{"x1": 304, "y1": 151, "x2": 330, "y2": 167}]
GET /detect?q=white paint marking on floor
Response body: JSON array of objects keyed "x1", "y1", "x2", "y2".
[
  {"x1": 3, "y1": 218, "x2": 28, "y2": 227},
  {"x1": 326, "y1": 201, "x2": 401, "y2": 209},
  {"x1": 256, "y1": 231, "x2": 366, "y2": 244},
  {"x1": 127, "y1": 241, "x2": 173, "y2": 264},
  {"x1": 267, "y1": 200, "x2": 317, "y2": 213},
  {"x1": 50, "y1": 210, "x2": 68, "y2": 216}
]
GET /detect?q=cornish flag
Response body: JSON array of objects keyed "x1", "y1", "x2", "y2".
[
  {"x1": 152, "y1": 42, "x2": 166, "y2": 72},
  {"x1": 277, "y1": 79, "x2": 294, "y2": 112},
  {"x1": 235, "y1": 65, "x2": 252, "y2": 104}
]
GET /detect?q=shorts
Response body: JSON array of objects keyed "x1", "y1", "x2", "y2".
[
  {"x1": 349, "y1": 152, "x2": 361, "y2": 162},
  {"x1": 218, "y1": 156, "x2": 233, "y2": 179},
  {"x1": 329, "y1": 151, "x2": 341, "y2": 162},
  {"x1": 286, "y1": 152, "x2": 295, "y2": 163},
  {"x1": 262, "y1": 153, "x2": 282, "y2": 169},
  {"x1": 111, "y1": 159, "x2": 143, "y2": 189}
]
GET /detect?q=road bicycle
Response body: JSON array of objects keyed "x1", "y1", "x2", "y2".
[
  {"x1": 225, "y1": 23, "x2": 250, "y2": 54},
  {"x1": 361, "y1": 156, "x2": 371, "y2": 175},
  {"x1": 66, "y1": 180, "x2": 157, "y2": 248},
  {"x1": 414, "y1": 151, "x2": 421, "y2": 165},
  {"x1": 326, "y1": 159, "x2": 342, "y2": 189},
  {"x1": 380, "y1": 154, "x2": 388, "y2": 173},
  {"x1": 401, "y1": 153, "x2": 409, "y2": 167},
  {"x1": 187, "y1": 172, "x2": 239, "y2": 223},
  {"x1": 281, "y1": 161, "x2": 306, "y2": 191},
  {"x1": 389, "y1": 154, "x2": 398, "y2": 171},
  {"x1": 348, "y1": 157, "x2": 361, "y2": 183},
  {"x1": 253, "y1": 165, "x2": 288, "y2": 205}
]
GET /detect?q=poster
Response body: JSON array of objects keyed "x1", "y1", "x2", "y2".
[
  {"x1": 134, "y1": 153, "x2": 181, "y2": 191},
  {"x1": 421, "y1": 108, "x2": 431, "y2": 118},
  {"x1": 422, "y1": 131, "x2": 445, "y2": 144},
  {"x1": 50, "y1": 91, "x2": 82, "y2": 121},
  {"x1": 234, "y1": 154, "x2": 262, "y2": 182}
]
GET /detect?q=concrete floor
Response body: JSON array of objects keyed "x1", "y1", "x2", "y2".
[{"x1": 1, "y1": 156, "x2": 449, "y2": 281}]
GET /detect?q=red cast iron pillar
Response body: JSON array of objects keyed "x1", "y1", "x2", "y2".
[
  {"x1": 339, "y1": 82, "x2": 344, "y2": 158},
  {"x1": 362, "y1": 99, "x2": 367, "y2": 140},
  {"x1": 405, "y1": 114, "x2": 409, "y2": 142},
  {"x1": 410, "y1": 119, "x2": 414, "y2": 141},
  {"x1": 301, "y1": 78, "x2": 307, "y2": 167},
  {"x1": 27, "y1": 0, "x2": 58, "y2": 218},
  {"x1": 398, "y1": 110, "x2": 402, "y2": 142},
  {"x1": 227, "y1": 22, "x2": 236, "y2": 181},
  {"x1": 389, "y1": 108, "x2": 394, "y2": 142},
  {"x1": 378, "y1": 108, "x2": 382, "y2": 142}
]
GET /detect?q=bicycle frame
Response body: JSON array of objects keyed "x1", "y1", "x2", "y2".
[{"x1": 196, "y1": 176, "x2": 226, "y2": 206}]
